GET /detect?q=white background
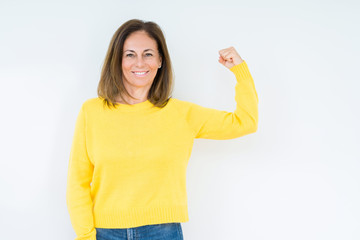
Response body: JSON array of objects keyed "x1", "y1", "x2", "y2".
[{"x1": 0, "y1": 0, "x2": 359, "y2": 239}]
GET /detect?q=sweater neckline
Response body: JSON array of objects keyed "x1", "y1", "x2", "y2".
[{"x1": 114, "y1": 99, "x2": 155, "y2": 112}]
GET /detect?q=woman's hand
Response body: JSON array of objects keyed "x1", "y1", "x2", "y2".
[{"x1": 218, "y1": 46, "x2": 244, "y2": 69}]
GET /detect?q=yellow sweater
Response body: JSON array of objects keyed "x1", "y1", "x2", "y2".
[{"x1": 66, "y1": 60, "x2": 258, "y2": 240}]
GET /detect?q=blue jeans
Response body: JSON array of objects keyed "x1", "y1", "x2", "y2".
[{"x1": 95, "y1": 222, "x2": 184, "y2": 240}]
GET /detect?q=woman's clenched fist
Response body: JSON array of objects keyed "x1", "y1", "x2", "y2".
[{"x1": 218, "y1": 46, "x2": 244, "y2": 69}]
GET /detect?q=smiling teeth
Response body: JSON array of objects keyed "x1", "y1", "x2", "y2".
[{"x1": 134, "y1": 72, "x2": 147, "y2": 75}]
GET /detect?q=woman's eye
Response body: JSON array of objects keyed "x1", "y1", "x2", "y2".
[
  {"x1": 126, "y1": 54, "x2": 134, "y2": 57},
  {"x1": 145, "y1": 53, "x2": 153, "y2": 57}
]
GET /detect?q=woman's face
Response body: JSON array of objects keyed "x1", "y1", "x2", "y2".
[{"x1": 121, "y1": 30, "x2": 162, "y2": 92}]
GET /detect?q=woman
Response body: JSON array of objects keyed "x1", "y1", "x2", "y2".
[{"x1": 66, "y1": 19, "x2": 258, "y2": 240}]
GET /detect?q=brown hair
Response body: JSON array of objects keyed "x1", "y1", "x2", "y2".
[{"x1": 97, "y1": 19, "x2": 174, "y2": 109}]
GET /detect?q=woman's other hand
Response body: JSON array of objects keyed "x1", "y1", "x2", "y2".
[{"x1": 218, "y1": 46, "x2": 244, "y2": 69}]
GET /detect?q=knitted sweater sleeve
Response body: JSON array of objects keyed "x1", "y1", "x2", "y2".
[
  {"x1": 187, "y1": 60, "x2": 258, "y2": 139},
  {"x1": 66, "y1": 103, "x2": 96, "y2": 240}
]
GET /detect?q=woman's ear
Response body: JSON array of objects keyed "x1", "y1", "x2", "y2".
[{"x1": 159, "y1": 56, "x2": 162, "y2": 68}]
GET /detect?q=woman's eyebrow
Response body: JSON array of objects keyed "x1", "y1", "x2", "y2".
[{"x1": 124, "y1": 49, "x2": 155, "y2": 52}]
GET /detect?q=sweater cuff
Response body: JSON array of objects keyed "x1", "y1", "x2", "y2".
[
  {"x1": 230, "y1": 61, "x2": 251, "y2": 80},
  {"x1": 74, "y1": 229, "x2": 97, "y2": 240}
]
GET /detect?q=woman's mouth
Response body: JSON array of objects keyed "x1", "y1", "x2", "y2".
[{"x1": 132, "y1": 71, "x2": 149, "y2": 77}]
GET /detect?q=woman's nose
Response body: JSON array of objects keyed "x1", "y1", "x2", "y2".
[{"x1": 135, "y1": 56, "x2": 145, "y2": 67}]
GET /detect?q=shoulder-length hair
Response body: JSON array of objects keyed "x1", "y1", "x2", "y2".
[{"x1": 97, "y1": 19, "x2": 174, "y2": 109}]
